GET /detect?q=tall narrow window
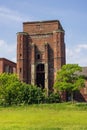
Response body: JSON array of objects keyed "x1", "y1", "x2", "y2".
[
  {"x1": 36, "y1": 64, "x2": 45, "y2": 89},
  {"x1": 36, "y1": 54, "x2": 41, "y2": 60},
  {"x1": 20, "y1": 68, "x2": 22, "y2": 73}
]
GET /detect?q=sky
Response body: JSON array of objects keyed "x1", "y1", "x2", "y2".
[{"x1": 0, "y1": 0, "x2": 87, "y2": 66}]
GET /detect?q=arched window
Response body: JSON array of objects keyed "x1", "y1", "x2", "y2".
[{"x1": 36, "y1": 54, "x2": 41, "y2": 60}]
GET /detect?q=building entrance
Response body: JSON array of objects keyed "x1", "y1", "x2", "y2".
[{"x1": 36, "y1": 64, "x2": 45, "y2": 89}]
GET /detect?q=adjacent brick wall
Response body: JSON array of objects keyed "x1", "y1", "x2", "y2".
[{"x1": 0, "y1": 58, "x2": 16, "y2": 74}]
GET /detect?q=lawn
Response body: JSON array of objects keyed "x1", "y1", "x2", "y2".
[{"x1": 0, "y1": 103, "x2": 87, "y2": 130}]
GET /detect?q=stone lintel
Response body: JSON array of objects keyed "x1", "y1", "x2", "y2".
[
  {"x1": 16, "y1": 32, "x2": 28, "y2": 35},
  {"x1": 53, "y1": 29, "x2": 65, "y2": 33}
]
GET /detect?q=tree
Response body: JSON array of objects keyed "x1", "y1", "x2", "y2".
[
  {"x1": 54, "y1": 64, "x2": 85, "y2": 102},
  {"x1": 0, "y1": 73, "x2": 22, "y2": 105}
]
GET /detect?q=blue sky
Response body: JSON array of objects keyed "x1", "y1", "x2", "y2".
[{"x1": 0, "y1": 0, "x2": 87, "y2": 66}]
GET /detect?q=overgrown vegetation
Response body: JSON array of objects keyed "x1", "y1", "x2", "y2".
[
  {"x1": 54, "y1": 64, "x2": 85, "y2": 102},
  {"x1": 0, "y1": 73, "x2": 60, "y2": 106},
  {"x1": 0, "y1": 64, "x2": 85, "y2": 106}
]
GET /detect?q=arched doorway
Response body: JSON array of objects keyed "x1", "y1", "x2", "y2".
[{"x1": 36, "y1": 64, "x2": 45, "y2": 89}]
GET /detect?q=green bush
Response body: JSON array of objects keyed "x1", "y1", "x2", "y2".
[
  {"x1": 0, "y1": 73, "x2": 61, "y2": 106},
  {"x1": 0, "y1": 73, "x2": 45, "y2": 106},
  {"x1": 45, "y1": 92, "x2": 60, "y2": 103},
  {"x1": 20, "y1": 84, "x2": 45, "y2": 104}
]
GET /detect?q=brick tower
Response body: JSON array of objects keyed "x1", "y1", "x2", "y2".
[{"x1": 17, "y1": 20, "x2": 66, "y2": 91}]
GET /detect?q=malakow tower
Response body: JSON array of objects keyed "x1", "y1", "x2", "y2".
[{"x1": 17, "y1": 20, "x2": 66, "y2": 91}]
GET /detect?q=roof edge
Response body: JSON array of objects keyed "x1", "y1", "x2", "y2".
[
  {"x1": 23, "y1": 20, "x2": 60, "y2": 24},
  {"x1": 0, "y1": 58, "x2": 16, "y2": 64}
]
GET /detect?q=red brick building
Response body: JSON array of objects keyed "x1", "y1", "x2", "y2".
[
  {"x1": 74, "y1": 67, "x2": 87, "y2": 102},
  {"x1": 0, "y1": 58, "x2": 16, "y2": 74},
  {"x1": 17, "y1": 20, "x2": 66, "y2": 92}
]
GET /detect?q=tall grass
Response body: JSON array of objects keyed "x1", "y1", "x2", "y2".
[{"x1": 0, "y1": 103, "x2": 87, "y2": 130}]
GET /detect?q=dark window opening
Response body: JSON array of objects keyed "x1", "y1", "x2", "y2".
[
  {"x1": 36, "y1": 64, "x2": 45, "y2": 89},
  {"x1": 20, "y1": 68, "x2": 22, "y2": 73},
  {"x1": 36, "y1": 73, "x2": 45, "y2": 89},
  {"x1": 36, "y1": 54, "x2": 41, "y2": 60},
  {"x1": 36, "y1": 64, "x2": 44, "y2": 72}
]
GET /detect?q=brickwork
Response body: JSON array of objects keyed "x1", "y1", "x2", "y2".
[
  {"x1": 0, "y1": 58, "x2": 16, "y2": 74},
  {"x1": 17, "y1": 20, "x2": 66, "y2": 90},
  {"x1": 74, "y1": 67, "x2": 87, "y2": 102}
]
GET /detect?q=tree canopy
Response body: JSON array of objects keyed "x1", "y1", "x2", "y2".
[{"x1": 54, "y1": 64, "x2": 85, "y2": 102}]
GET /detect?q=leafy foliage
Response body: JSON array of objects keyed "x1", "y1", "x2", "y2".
[
  {"x1": 0, "y1": 73, "x2": 60, "y2": 106},
  {"x1": 54, "y1": 64, "x2": 85, "y2": 101},
  {"x1": 0, "y1": 73, "x2": 45, "y2": 106},
  {"x1": 46, "y1": 92, "x2": 60, "y2": 103}
]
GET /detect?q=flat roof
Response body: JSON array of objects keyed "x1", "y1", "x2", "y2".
[{"x1": 23, "y1": 20, "x2": 60, "y2": 24}]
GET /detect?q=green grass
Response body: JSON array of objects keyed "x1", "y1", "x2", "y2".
[{"x1": 0, "y1": 103, "x2": 87, "y2": 130}]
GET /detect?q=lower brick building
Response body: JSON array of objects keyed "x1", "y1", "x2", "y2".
[
  {"x1": 0, "y1": 58, "x2": 16, "y2": 74},
  {"x1": 17, "y1": 20, "x2": 66, "y2": 92},
  {"x1": 74, "y1": 67, "x2": 87, "y2": 102}
]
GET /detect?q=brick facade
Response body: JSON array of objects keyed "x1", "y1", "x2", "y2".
[
  {"x1": 17, "y1": 20, "x2": 66, "y2": 91},
  {"x1": 0, "y1": 58, "x2": 16, "y2": 74},
  {"x1": 74, "y1": 67, "x2": 87, "y2": 102}
]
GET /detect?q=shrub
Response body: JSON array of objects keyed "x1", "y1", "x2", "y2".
[
  {"x1": 20, "y1": 84, "x2": 45, "y2": 104},
  {"x1": 45, "y1": 92, "x2": 60, "y2": 103},
  {"x1": 0, "y1": 73, "x2": 22, "y2": 106},
  {"x1": 0, "y1": 73, "x2": 60, "y2": 106},
  {"x1": 0, "y1": 73, "x2": 45, "y2": 106}
]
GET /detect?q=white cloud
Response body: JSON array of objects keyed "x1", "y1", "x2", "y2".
[
  {"x1": 66, "y1": 43, "x2": 87, "y2": 66},
  {"x1": 0, "y1": 39, "x2": 16, "y2": 62},
  {"x1": 66, "y1": 48, "x2": 73, "y2": 58},
  {"x1": 0, "y1": 6, "x2": 33, "y2": 24},
  {"x1": 0, "y1": 6, "x2": 23, "y2": 22},
  {"x1": 0, "y1": 40, "x2": 6, "y2": 47},
  {"x1": 76, "y1": 44, "x2": 87, "y2": 52}
]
